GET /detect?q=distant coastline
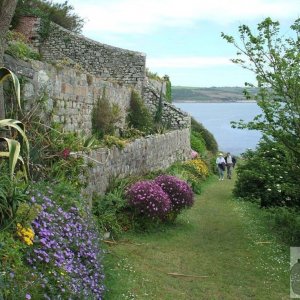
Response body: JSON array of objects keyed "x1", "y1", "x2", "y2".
[
  {"x1": 173, "y1": 99, "x2": 256, "y2": 103},
  {"x1": 172, "y1": 86, "x2": 257, "y2": 103}
]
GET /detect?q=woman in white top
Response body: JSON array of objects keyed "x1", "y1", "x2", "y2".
[{"x1": 216, "y1": 153, "x2": 226, "y2": 180}]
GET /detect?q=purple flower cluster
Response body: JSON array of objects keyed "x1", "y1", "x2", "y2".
[
  {"x1": 126, "y1": 175, "x2": 194, "y2": 221},
  {"x1": 28, "y1": 195, "x2": 105, "y2": 299},
  {"x1": 155, "y1": 175, "x2": 194, "y2": 212},
  {"x1": 126, "y1": 180, "x2": 171, "y2": 219}
]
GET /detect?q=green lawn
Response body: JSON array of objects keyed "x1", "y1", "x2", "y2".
[{"x1": 103, "y1": 175, "x2": 290, "y2": 300}]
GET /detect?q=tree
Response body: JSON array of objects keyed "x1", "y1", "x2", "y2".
[
  {"x1": 221, "y1": 18, "x2": 300, "y2": 161},
  {"x1": 0, "y1": 0, "x2": 18, "y2": 119},
  {"x1": 12, "y1": 0, "x2": 84, "y2": 33}
]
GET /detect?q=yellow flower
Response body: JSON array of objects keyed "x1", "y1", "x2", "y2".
[
  {"x1": 16, "y1": 223, "x2": 34, "y2": 246},
  {"x1": 184, "y1": 158, "x2": 209, "y2": 177}
]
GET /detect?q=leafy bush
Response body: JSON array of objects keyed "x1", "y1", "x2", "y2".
[
  {"x1": 191, "y1": 131, "x2": 207, "y2": 156},
  {"x1": 0, "y1": 175, "x2": 28, "y2": 229},
  {"x1": 92, "y1": 91, "x2": 122, "y2": 138},
  {"x1": 270, "y1": 207, "x2": 300, "y2": 245},
  {"x1": 93, "y1": 188, "x2": 129, "y2": 238},
  {"x1": 0, "y1": 230, "x2": 32, "y2": 299},
  {"x1": 127, "y1": 90, "x2": 153, "y2": 133},
  {"x1": 165, "y1": 78, "x2": 172, "y2": 103},
  {"x1": 126, "y1": 180, "x2": 171, "y2": 220},
  {"x1": 155, "y1": 175, "x2": 194, "y2": 213},
  {"x1": 234, "y1": 138, "x2": 300, "y2": 207},
  {"x1": 191, "y1": 117, "x2": 218, "y2": 154},
  {"x1": 12, "y1": 0, "x2": 84, "y2": 34},
  {"x1": 103, "y1": 135, "x2": 127, "y2": 149},
  {"x1": 6, "y1": 31, "x2": 40, "y2": 61},
  {"x1": 120, "y1": 127, "x2": 145, "y2": 139}
]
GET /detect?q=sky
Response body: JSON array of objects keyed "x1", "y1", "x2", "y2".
[{"x1": 56, "y1": 0, "x2": 299, "y2": 87}]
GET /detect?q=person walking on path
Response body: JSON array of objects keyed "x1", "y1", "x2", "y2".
[
  {"x1": 216, "y1": 153, "x2": 226, "y2": 181},
  {"x1": 225, "y1": 152, "x2": 233, "y2": 179}
]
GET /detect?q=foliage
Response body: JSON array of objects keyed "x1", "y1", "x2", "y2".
[
  {"x1": 0, "y1": 175, "x2": 28, "y2": 229},
  {"x1": 272, "y1": 207, "x2": 300, "y2": 245},
  {"x1": 166, "y1": 161, "x2": 203, "y2": 195},
  {"x1": 127, "y1": 90, "x2": 153, "y2": 133},
  {"x1": 103, "y1": 134, "x2": 127, "y2": 149},
  {"x1": 222, "y1": 17, "x2": 300, "y2": 165},
  {"x1": 5, "y1": 30, "x2": 40, "y2": 60},
  {"x1": 0, "y1": 67, "x2": 30, "y2": 180},
  {"x1": 126, "y1": 180, "x2": 171, "y2": 220},
  {"x1": 191, "y1": 117, "x2": 218, "y2": 154},
  {"x1": 12, "y1": 0, "x2": 84, "y2": 35},
  {"x1": 92, "y1": 178, "x2": 131, "y2": 238},
  {"x1": 146, "y1": 68, "x2": 162, "y2": 81},
  {"x1": 120, "y1": 126, "x2": 145, "y2": 140},
  {"x1": 165, "y1": 78, "x2": 172, "y2": 103},
  {"x1": 155, "y1": 175, "x2": 194, "y2": 214},
  {"x1": 0, "y1": 230, "x2": 32, "y2": 300},
  {"x1": 92, "y1": 91, "x2": 122, "y2": 138},
  {"x1": 183, "y1": 158, "x2": 209, "y2": 178},
  {"x1": 233, "y1": 138, "x2": 300, "y2": 207},
  {"x1": 154, "y1": 87, "x2": 163, "y2": 124},
  {"x1": 25, "y1": 121, "x2": 97, "y2": 184},
  {"x1": 191, "y1": 131, "x2": 207, "y2": 156}
]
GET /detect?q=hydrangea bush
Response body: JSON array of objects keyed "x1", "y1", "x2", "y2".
[
  {"x1": 155, "y1": 175, "x2": 194, "y2": 213},
  {"x1": 126, "y1": 180, "x2": 171, "y2": 219},
  {"x1": 27, "y1": 193, "x2": 105, "y2": 299}
]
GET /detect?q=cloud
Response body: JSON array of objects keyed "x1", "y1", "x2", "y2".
[
  {"x1": 64, "y1": 0, "x2": 299, "y2": 34},
  {"x1": 146, "y1": 56, "x2": 233, "y2": 69}
]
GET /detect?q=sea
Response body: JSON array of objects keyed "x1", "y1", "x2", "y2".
[{"x1": 174, "y1": 102, "x2": 262, "y2": 156}]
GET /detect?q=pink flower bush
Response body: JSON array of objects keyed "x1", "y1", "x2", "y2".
[
  {"x1": 126, "y1": 180, "x2": 171, "y2": 219},
  {"x1": 155, "y1": 175, "x2": 194, "y2": 212}
]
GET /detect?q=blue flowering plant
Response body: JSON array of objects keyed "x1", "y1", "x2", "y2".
[{"x1": 25, "y1": 191, "x2": 105, "y2": 299}]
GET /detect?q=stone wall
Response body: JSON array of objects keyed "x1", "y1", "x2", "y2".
[
  {"x1": 4, "y1": 55, "x2": 132, "y2": 135},
  {"x1": 14, "y1": 16, "x2": 41, "y2": 48},
  {"x1": 143, "y1": 82, "x2": 191, "y2": 129},
  {"x1": 82, "y1": 128, "x2": 191, "y2": 196},
  {"x1": 35, "y1": 22, "x2": 146, "y2": 86}
]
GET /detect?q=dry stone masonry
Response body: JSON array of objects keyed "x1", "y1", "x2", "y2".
[
  {"x1": 143, "y1": 82, "x2": 191, "y2": 129},
  {"x1": 39, "y1": 22, "x2": 146, "y2": 86},
  {"x1": 7, "y1": 18, "x2": 192, "y2": 196},
  {"x1": 82, "y1": 128, "x2": 191, "y2": 196},
  {"x1": 4, "y1": 55, "x2": 131, "y2": 135}
]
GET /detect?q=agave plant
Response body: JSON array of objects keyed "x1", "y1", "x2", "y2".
[{"x1": 0, "y1": 67, "x2": 29, "y2": 180}]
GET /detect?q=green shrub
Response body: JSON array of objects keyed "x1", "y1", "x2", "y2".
[
  {"x1": 165, "y1": 79, "x2": 172, "y2": 103},
  {"x1": 12, "y1": 0, "x2": 84, "y2": 34},
  {"x1": 270, "y1": 207, "x2": 300, "y2": 245},
  {"x1": 234, "y1": 138, "x2": 300, "y2": 207},
  {"x1": 92, "y1": 178, "x2": 133, "y2": 238},
  {"x1": 191, "y1": 131, "x2": 207, "y2": 156},
  {"x1": 0, "y1": 175, "x2": 28, "y2": 229},
  {"x1": 127, "y1": 90, "x2": 153, "y2": 133},
  {"x1": 191, "y1": 117, "x2": 218, "y2": 154},
  {"x1": 0, "y1": 230, "x2": 35, "y2": 299},
  {"x1": 92, "y1": 91, "x2": 122, "y2": 138},
  {"x1": 120, "y1": 127, "x2": 144, "y2": 139},
  {"x1": 103, "y1": 135, "x2": 127, "y2": 149},
  {"x1": 6, "y1": 40, "x2": 40, "y2": 61}
]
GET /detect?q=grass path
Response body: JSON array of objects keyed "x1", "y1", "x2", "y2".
[{"x1": 103, "y1": 175, "x2": 290, "y2": 300}]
